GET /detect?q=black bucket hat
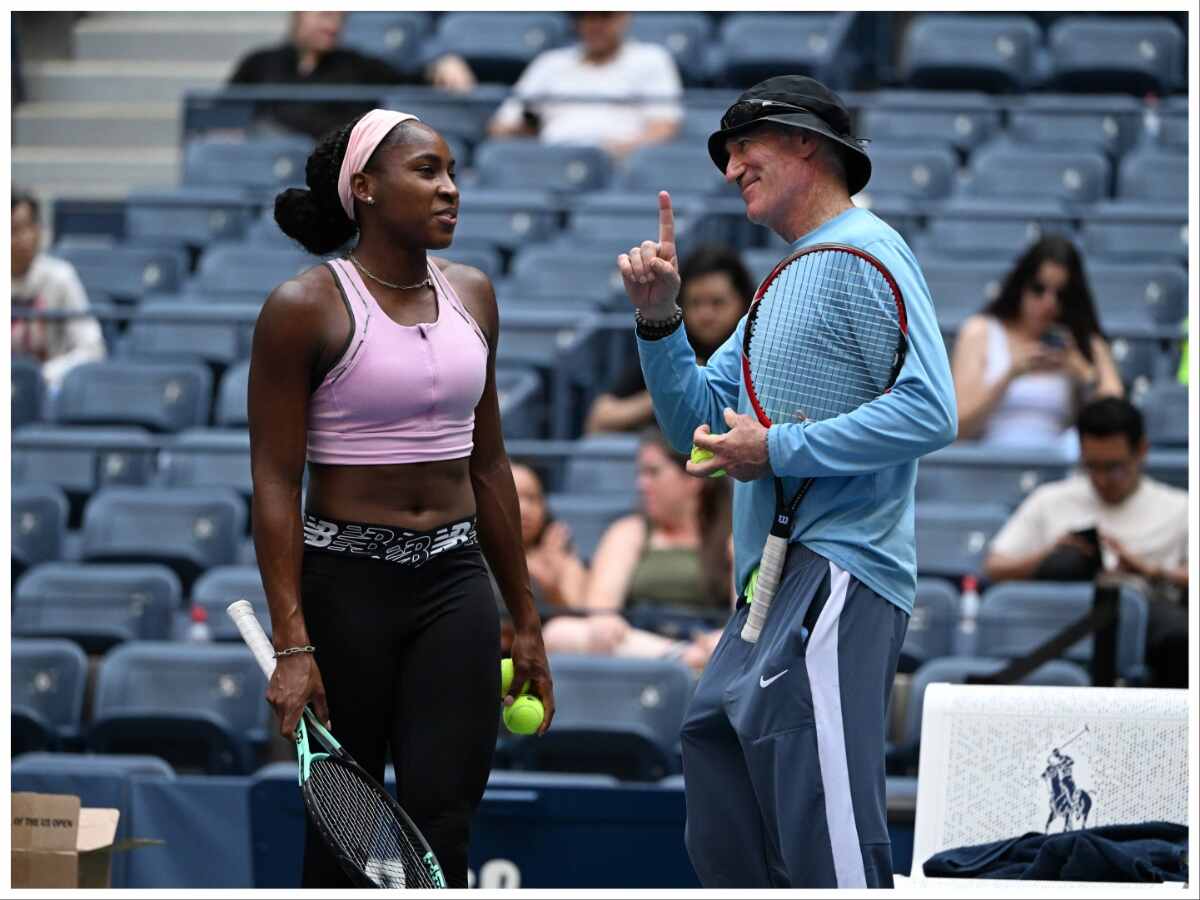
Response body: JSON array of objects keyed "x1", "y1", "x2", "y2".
[{"x1": 708, "y1": 75, "x2": 872, "y2": 196}]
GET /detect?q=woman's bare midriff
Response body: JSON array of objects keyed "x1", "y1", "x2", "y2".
[{"x1": 306, "y1": 457, "x2": 475, "y2": 529}]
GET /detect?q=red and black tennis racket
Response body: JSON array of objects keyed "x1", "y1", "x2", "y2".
[{"x1": 739, "y1": 243, "x2": 908, "y2": 643}]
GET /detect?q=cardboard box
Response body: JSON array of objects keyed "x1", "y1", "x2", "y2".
[{"x1": 11, "y1": 792, "x2": 150, "y2": 888}]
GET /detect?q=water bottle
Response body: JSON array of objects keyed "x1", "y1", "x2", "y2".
[
  {"x1": 188, "y1": 605, "x2": 212, "y2": 643},
  {"x1": 959, "y1": 574, "x2": 981, "y2": 639}
]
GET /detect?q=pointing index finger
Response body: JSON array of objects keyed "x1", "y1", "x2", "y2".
[{"x1": 658, "y1": 191, "x2": 675, "y2": 260}]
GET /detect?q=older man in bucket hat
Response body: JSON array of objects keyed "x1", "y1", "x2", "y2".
[{"x1": 617, "y1": 75, "x2": 957, "y2": 887}]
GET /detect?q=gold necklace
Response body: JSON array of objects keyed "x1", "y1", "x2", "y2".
[{"x1": 348, "y1": 252, "x2": 432, "y2": 291}]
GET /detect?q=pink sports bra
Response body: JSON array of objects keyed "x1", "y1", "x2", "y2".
[{"x1": 306, "y1": 258, "x2": 488, "y2": 465}]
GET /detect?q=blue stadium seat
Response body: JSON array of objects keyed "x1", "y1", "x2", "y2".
[
  {"x1": 56, "y1": 361, "x2": 212, "y2": 433},
  {"x1": 436, "y1": 12, "x2": 569, "y2": 84},
  {"x1": 1139, "y1": 381, "x2": 1188, "y2": 448},
  {"x1": 1145, "y1": 448, "x2": 1187, "y2": 491},
  {"x1": 497, "y1": 365, "x2": 545, "y2": 440},
  {"x1": 1048, "y1": 15, "x2": 1185, "y2": 95},
  {"x1": 563, "y1": 191, "x2": 697, "y2": 254},
  {"x1": 159, "y1": 429, "x2": 253, "y2": 498},
  {"x1": 859, "y1": 144, "x2": 957, "y2": 204},
  {"x1": 451, "y1": 189, "x2": 559, "y2": 251},
  {"x1": 860, "y1": 91, "x2": 1002, "y2": 154},
  {"x1": 919, "y1": 261, "x2": 1008, "y2": 329},
  {"x1": 1117, "y1": 147, "x2": 1187, "y2": 205},
  {"x1": 680, "y1": 93, "x2": 736, "y2": 142},
  {"x1": 88, "y1": 641, "x2": 271, "y2": 774},
  {"x1": 11, "y1": 638, "x2": 89, "y2": 754},
  {"x1": 892, "y1": 657, "x2": 1099, "y2": 772},
  {"x1": 506, "y1": 655, "x2": 693, "y2": 780},
  {"x1": 507, "y1": 245, "x2": 624, "y2": 308},
  {"x1": 119, "y1": 302, "x2": 257, "y2": 367},
  {"x1": 55, "y1": 244, "x2": 188, "y2": 303},
  {"x1": 215, "y1": 361, "x2": 250, "y2": 428},
  {"x1": 916, "y1": 444, "x2": 1073, "y2": 510},
  {"x1": 562, "y1": 433, "x2": 641, "y2": 499},
  {"x1": 433, "y1": 245, "x2": 503, "y2": 281},
  {"x1": 900, "y1": 14, "x2": 1042, "y2": 93},
  {"x1": 190, "y1": 243, "x2": 318, "y2": 298},
  {"x1": 183, "y1": 136, "x2": 314, "y2": 196},
  {"x1": 126, "y1": 187, "x2": 258, "y2": 249},
  {"x1": 475, "y1": 140, "x2": 612, "y2": 194},
  {"x1": 244, "y1": 210, "x2": 297, "y2": 248},
  {"x1": 964, "y1": 143, "x2": 1111, "y2": 206},
  {"x1": 1158, "y1": 107, "x2": 1187, "y2": 152},
  {"x1": 497, "y1": 309, "x2": 605, "y2": 439},
  {"x1": 81, "y1": 487, "x2": 246, "y2": 588},
  {"x1": 12, "y1": 484, "x2": 69, "y2": 577},
  {"x1": 617, "y1": 143, "x2": 730, "y2": 197},
  {"x1": 718, "y1": 13, "x2": 852, "y2": 88},
  {"x1": 914, "y1": 502, "x2": 1010, "y2": 580},
  {"x1": 977, "y1": 581, "x2": 1149, "y2": 683},
  {"x1": 546, "y1": 493, "x2": 635, "y2": 563},
  {"x1": 192, "y1": 565, "x2": 270, "y2": 642},
  {"x1": 900, "y1": 578, "x2": 960, "y2": 673},
  {"x1": 12, "y1": 425, "x2": 156, "y2": 500},
  {"x1": 341, "y1": 11, "x2": 434, "y2": 73},
  {"x1": 629, "y1": 12, "x2": 714, "y2": 84},
  {"x1": 1006, "y1": 94, "x2": 1144, "y2": 158},
  {"x1": 913, "y1": 199, "x2": 1077, "y2": 265},
  {"x1": 1086, "y1": 262, "x2": 1187, "y2": 328},
  {"x1": 12, "y1": 355, "x2": 44, "y2": 428},
  {"x1": 13, "y1": 563, "x2": 181, "y2": 653},
  {"x1": 1081, "y1": 201, "x2": 1188, "y2": 265}
]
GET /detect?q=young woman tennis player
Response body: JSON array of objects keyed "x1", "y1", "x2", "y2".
[{"x1": 249, "y1": 108, "x2": 554, "y2": 888}]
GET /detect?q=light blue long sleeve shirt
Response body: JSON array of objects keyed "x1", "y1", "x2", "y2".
[{"x1": 637, "y1": 208, "x2": 957, "y2": 615}]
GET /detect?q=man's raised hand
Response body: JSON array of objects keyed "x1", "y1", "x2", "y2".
[{"x1": 617, "y1": 191, "x2": 682, "y2": 318}]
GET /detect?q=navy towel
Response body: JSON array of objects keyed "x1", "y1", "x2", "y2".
[{"x1": 924, "y1": 821, "x2": 1188, "y2": 882}]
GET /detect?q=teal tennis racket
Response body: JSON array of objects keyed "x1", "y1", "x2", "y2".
[{"x1": 227, "y1": 600, "x2": 445, "y2": 889}]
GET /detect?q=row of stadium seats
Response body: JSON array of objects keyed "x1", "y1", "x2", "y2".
[
  {"x1": 328, "y1": 12, "x2": 1187, "y2": 94},
  {"x1": 13, "y1": 445, "x2": 1186, "y2": 586},
  {"x1": 174, "y1": 118, "x2": 1188, "y2": 202},
  {"x1": 10, "y1": 613, "x2": 1123, "y2": 780}
]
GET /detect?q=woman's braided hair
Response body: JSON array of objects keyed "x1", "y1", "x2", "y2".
[{"x1": 274, "y1": 116, "x2": 361, "y2": 255}]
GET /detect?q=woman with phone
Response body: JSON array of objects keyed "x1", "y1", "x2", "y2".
[{"x1": 951, "y1": 235, "x2": 1123, "y2": 448}]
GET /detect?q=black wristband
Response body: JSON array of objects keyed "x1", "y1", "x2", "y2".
[{"x1": 635, "y1": 306, "x2": 684, "y2": 341}]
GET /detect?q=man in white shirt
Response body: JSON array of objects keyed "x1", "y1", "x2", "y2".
[
  {"x1": 985, "y1": 396, "x2": 1188, "y2": 687},
  {"x1": 487, "y1": 11, "x2": 682, "y2": 159}
]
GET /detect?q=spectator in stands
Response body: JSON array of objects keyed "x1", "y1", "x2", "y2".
[
  {"x1": 11, "y1": 191, "x2": 105, "y2": 391},
  {"x1": 512, "y1": 461, "x2": 589, "y2": 611},
  {"x1": 230, "y1": 11, "x2": 475, "y2": 138},
  {"x1": 585, "y1": 244, "x2": 753, "y2": 434},
  {"x1": 486, "y1": 11, "x2": 682, "y2": 159},
  {"x1": 951, "y1": 235, "x2": 1124, "y2": 449},
  {"x1": 984, "y1": 397, "x2": 1188, "y2": 688}
]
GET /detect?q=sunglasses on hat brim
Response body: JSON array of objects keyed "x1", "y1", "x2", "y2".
[{"x1": 720, "y1": 98, "x2": 816, "y2": 131}]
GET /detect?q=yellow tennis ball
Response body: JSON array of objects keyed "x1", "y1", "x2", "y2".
[
  {"x1": 500, "y1": 659, "x2": 532, "y2": 699},
  {"x1": 500, "y1": 658, "x2": 513, "y2": 699},
  {"x1": 503, "y1": 695, "x2": 544, "y2": 735},
  {"x1": 690, "y1": 445, "x2": 726, "y2": 479}
]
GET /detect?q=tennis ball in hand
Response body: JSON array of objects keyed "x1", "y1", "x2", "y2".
[
  {"x1": 690, "y1": 445, "x2": 726, "y2": 479},
  {"x1": 500, "y1": 658, "x2": 531, "y2": 699},
  {"x1": 503, "y1": 694, "x2": 545, "y2": 735}
]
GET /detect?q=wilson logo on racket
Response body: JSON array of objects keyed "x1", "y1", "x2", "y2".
[{"x1": 739, "y1": 243, "x2": 908, "y2": 644}]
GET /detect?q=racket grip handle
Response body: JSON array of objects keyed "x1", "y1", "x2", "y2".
[
  {"x1": 227, "y1": 599, "x2": 277, "y2": 679},
  {"x1": 741, "y1": 535, "x2": 787, "y2": 643}
]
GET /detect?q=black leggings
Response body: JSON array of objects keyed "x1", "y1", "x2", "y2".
[{"x1": 298, "y1": 543, "x2": 501, "y2": 888}]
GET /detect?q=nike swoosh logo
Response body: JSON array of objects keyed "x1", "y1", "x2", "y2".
[{"x1": 759, "y1": 669, "x2": 789, "y2": 688}]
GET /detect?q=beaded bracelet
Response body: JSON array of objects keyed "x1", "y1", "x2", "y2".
[
  {"x1": 635, "y1": 305, "x2": 684, "y2": 340},
  {"x1": 273, "y1": 644, "x2": 316, "y2": 658}
]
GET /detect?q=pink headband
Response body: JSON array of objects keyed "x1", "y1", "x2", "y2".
[{"x1": 337, "y1": 109, "x2": 419, "y2": 221}]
